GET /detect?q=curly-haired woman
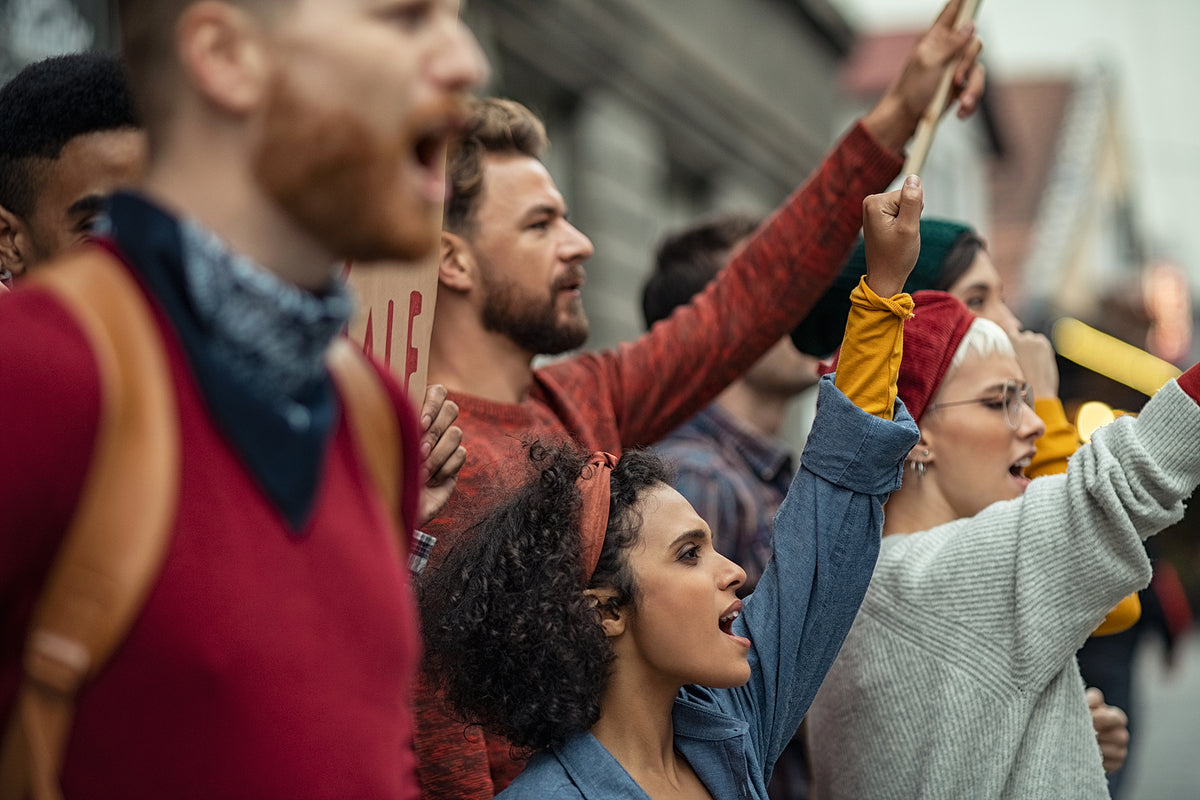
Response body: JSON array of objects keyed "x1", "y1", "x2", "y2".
[{"x1": 420, "y1": 179, "x2": 927, "y2": 798}]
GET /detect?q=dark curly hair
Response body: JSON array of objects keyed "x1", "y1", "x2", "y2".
[
  {"x1": 0, "y1": 52, "x2": 139, "y2": 218},
  {"x1": 419, "y1": 442, "x2": 671, "y2": 752}
]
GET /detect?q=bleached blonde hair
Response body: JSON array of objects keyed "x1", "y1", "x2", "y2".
[{"x1": 948, "y1": 317, "x2": 1015, "y2": 374}]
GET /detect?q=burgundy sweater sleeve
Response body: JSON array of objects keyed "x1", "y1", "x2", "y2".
[
  {"x1": 0, "y1": 289, "x2": 102, "y2": 723},
  {"x1": 544, "y1": 121, "x2": 902, "y2": 449}
]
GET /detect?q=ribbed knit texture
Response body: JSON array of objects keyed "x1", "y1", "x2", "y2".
[
  {"x1": 896, "y1": 290, "x2": 975, "y2": 424},
  {"x1": 414, "y1": 120, "x2": 904, "y2": 799},
  {"x1": 807, "y1": 378, "x2": 1200, "y2": 800}
]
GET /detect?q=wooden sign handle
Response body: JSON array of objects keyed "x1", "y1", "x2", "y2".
[{"x1": 902, "y1": 0, "x2": 982, "y2": 177}]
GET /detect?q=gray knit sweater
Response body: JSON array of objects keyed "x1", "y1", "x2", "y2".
[{"x1": 807, "y1": 379, "x2": 1200, "y2": 800}]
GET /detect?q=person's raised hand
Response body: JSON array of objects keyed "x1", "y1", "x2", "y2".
[
  {"x1": 862, "y1": 174, "x2": 923, "y2": 299},
  {"x1": 1087, "y1": 687, "x2": 1130, "y2": 774},
  {"x1": 416, "y1": 383, "x2": 466, "y2": 527},
  {"x1": 1009, "y1": 329, "x2": 1060, "y2": 401},
  {"x1": 863, "y1": 0, "x2": 985, "y2": 152}
]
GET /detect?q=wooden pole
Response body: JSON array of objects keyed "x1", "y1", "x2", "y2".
[{"x1": 902, "y1": 0, "x2": 982, "y2": 177}]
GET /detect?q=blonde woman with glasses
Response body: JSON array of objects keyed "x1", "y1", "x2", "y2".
[{"x1": 806, "y1": 290, "x2": 1200, "y2": 800}]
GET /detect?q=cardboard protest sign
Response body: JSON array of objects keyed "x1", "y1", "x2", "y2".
[{"x1": 345, "y1": 257, "x2": 439, "y2": 405}]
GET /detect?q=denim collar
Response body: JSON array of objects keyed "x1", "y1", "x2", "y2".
[{"x1": 549, "y1": 692, "x2": 751, "y2": 799}]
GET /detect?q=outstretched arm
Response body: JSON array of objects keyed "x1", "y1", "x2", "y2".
[
  {"x1": 565, "y1": 7, "x2": 986, "y2": 452},
  {"x1": 868, "y1": 362, "x2": 1200, "y2": 690},
  {"x1": 708, "y1": 183, "x2": 926, "y2": 782},
  {"x1": 832, "y1": 176, "x2": 924, "y2": 418}
]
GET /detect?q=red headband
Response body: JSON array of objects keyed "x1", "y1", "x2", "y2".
[{"x1": 577, "y1": 451, "x2": 619, "y2": 583}]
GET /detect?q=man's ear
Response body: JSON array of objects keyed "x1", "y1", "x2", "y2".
[
  {"x1": 439, "y1": 231, "x2": 476, "y2": 292},
  {"x1": 584, "y1": 587, "x2": 627, "y2": 638},
  {"x1": 0, "y1": 203, "x2": 30, "y2": 278},
  {"x1": 176, "y1": 1, "x2": 271, "y2": 115}
]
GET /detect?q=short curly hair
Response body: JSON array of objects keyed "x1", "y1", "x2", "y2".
[
  {"x1": 0, "y1": 53, "x2": 139, "y2": 218},
  {"x1": 419, "y1": 442, "x2": 671, "y2": 752},
  {"x1": 443, "y1": 97, "x2": 547, "y2": 235}
]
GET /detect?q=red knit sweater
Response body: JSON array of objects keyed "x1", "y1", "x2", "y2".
[
  {"x1": 415, "y1": 120, "x2": 904, "y2": 799},
  {"x1": 0, "y1": 261, "x2": 424, "y2": 798}
]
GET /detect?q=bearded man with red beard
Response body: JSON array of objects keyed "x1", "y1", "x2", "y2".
[
  {"x1": 0, "y1": 1, "x2": 485, "y2": 798},
  {"x1": 415, "y1": 3, "x2": 988, "y2": 797}
]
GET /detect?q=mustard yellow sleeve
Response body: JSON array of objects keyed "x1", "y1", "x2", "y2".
[
  {"x1": 1093, "y1": 593, "x2": 1142, "y2": 636},
  {"x1": 1026, "y1": 397, "x2": 1077, "y2": 478},
  {"x1": 832, "y1": 276, "x2": 915, "y2": 420}
]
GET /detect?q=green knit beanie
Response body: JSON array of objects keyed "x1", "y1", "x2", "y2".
[{"x1": 789, "y1": 218, "x2": 975, "y2": 357}]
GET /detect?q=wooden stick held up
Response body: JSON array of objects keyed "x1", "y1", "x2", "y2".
[{"x1": 902, "y1": 0, "x2": 982, "y2": 177}]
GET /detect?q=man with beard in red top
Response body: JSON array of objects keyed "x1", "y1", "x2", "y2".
[
  {"x1": 416, "y1": 2, "x2": 986, "y2": 797},
  {"x1": 0, "y1": 1, "x2": 486, "y2": 798}
]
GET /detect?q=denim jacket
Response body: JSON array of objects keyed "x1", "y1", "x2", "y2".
[{"x1": 498, "y1": 376, "x2": 920, "y2": 799}]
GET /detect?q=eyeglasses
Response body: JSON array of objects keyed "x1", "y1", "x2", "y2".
[{"x1": 929, "y1": 379, "x2": 1034, "y2": 430}]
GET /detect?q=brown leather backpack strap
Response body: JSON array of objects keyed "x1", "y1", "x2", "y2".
[
  {"x1": 326, "y1": 338, "x2": 403, "y2": 553},
  {"x1": 0, "y1": 247, "x2": 180, "y2": 800}
]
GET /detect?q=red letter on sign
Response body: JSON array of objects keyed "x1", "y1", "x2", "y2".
[{"x1": 404, "y1": 291, "x2": 423, "y2": 396}]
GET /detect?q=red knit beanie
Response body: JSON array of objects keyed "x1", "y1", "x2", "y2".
[
  {"x1": 820, "y1": 289, "x2": 975, "y2": 424},
  {"x1": 899, "y1": 291, "x2": 976, "y2": 423}
]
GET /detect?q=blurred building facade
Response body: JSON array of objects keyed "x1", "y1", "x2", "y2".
[
  {"x1": 1, "y1": 0, "x2": 1188, "y2": 376},
  {"x1": 0, "y1": 0, "x2": 115, "y2": 80}
]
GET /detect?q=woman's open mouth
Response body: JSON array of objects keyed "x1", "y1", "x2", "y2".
[
  {"x1": 1009, "y1": 454, "x2": 1033, "y2": 489},
  {"x1": 719, "y1": 600, "x2": 751, "y2": 648}
]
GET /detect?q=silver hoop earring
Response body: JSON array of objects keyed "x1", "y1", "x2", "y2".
[{"x1": 909, "y1": 459, "x2": 927, "y2": 479}]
